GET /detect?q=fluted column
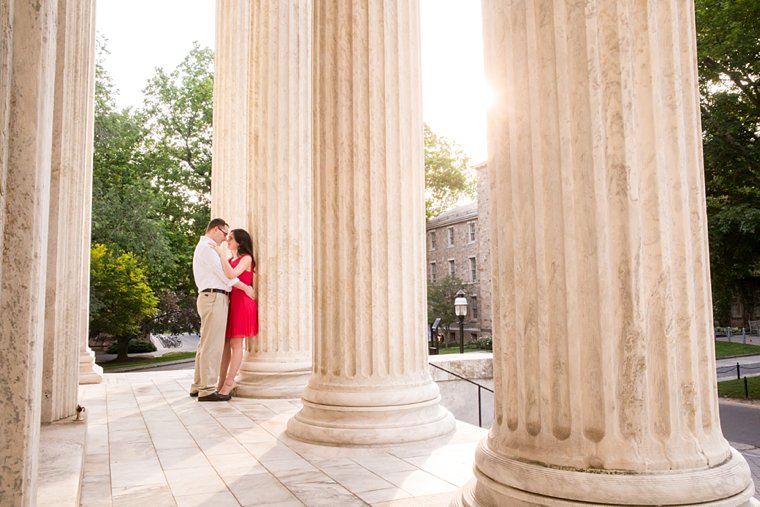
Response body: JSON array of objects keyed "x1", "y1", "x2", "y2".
[
  {"x1": 0, "y1": 0, "x2": 57, "y2": 504},
  {"x1": 287, "y1": 0, "x2": 455, "y2": 445},
  {"x1": 67, "y1": 0, "x2": 103, "y2": 384},
  {"x1": 234, "y1": 0, "x2": 313, "y2": 398},
  {"x1": 43, "y1": 0, "x2": 99, "y2": 421},
  {"x1": 457, "y1": 1, "x2": 755, "y2": 505},
  {"x1": 211, "y1": 0, "x2": 250, "y2": 222},
  {"x1": 78, "y1": 0, "x2": 100, "y2": 385}
]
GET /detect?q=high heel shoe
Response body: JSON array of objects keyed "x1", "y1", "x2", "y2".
[{"x1": 218, "y1": 380, "x2": 237, "y2": 397}]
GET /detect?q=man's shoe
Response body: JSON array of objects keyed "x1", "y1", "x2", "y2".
[
  {"x1": 197, "y1": 392, "x2": 231, "y2": 402},
  {"x1": 189, "y1": 392, "x2": 198, "y2": 398}
]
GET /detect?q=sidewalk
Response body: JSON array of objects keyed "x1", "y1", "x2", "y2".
[
  {"x1": 716, "y1": 333, "x2": 760, "y2": 346},
  {"x1": 78, "y1": 370, "x2": 487, "y2": 507}
]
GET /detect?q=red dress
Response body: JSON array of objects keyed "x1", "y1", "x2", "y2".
[{"x1": 225, "y1": 255, "x2": 258, "y2": 339}]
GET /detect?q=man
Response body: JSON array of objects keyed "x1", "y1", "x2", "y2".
[{"x1": 191, "y1": 218, "x2": 254, "y2": 401}]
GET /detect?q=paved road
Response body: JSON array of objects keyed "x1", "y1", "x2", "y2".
[
  {"x1": 720, "y1": 401, "x2": 760, "y2": 447},
  {"x1": 720, "y1": 401, "x2": 760, "y2": 500}
]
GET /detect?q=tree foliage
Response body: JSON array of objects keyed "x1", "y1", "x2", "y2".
[
  {"x1": 427, "y1": 275, "x2": 466, "y2": 334},
  {"x1": 696, "y1": 0, "x2": 760, "y2": 323},
  {"x1": 141, "y1": 43, "x2": 215, "y2": 297},
  {"x1": 424, "y1": 124, "x2": 474, "y2": 218},
  {"x1": 92, "y1": 42, "x2": 176, "y2": 290},
  {"x1": 91, "y1": 42, "x2": 214, "y2": 336},
  {"x1": 89, "y1": 244, "x2": 159, "y2": 359}
]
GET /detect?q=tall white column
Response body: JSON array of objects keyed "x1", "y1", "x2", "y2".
[
  {"x1": 43, "y1": 0, "x2": 99, "y2": 422},
  {"x1": 78, "y1": 0, "x2": 101, "y2": 385},
  {"x1": 457, "y1": 1, "x2": 756, "y2": 505},
  {"x1": 0, "y1": 0, "x2": 57, "y2": 504},
  {"x1": 235, "y1": 0, "x2": 313, "y2": 398},
  {"x1": 211, "y1": 0, "x2": 250, "y2": 223},
  {"x1": 287, "y1": 0, "x2": 455, "y2": 445}
]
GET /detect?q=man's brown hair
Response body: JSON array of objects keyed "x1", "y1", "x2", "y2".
[{"x1": 206, "y1": 218, "x2": 228, "y2": 233}]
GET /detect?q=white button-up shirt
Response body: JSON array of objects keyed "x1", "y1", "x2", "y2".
[{"x1": 192, "y1": 236, "x2": 239, "y2": 292}]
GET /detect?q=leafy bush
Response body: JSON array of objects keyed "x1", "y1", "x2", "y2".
[
  {"x1": 467, "y1": 336, "x2": 493, "y2": 351},
  {"x1": 107, "y1": 339, "x2": 157, "y2": 354},
  {"x1": 90, "y1": 243, "x2": 159, "y2": 359}
]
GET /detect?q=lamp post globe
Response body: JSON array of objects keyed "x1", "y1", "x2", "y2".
[{"x1": 454, "y1": 289, "x2": 468, "y2": 354}]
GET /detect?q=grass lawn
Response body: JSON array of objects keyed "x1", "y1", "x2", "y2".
[
  {"x1": 99, "y1": 351, "x2": 196, "y2": 371},
  {"x1": 714, "y1": 341, "x2": 760, "y2": 359},
  {"x1": 718, "y1": 376, "x2": 760, "y2": 400}
]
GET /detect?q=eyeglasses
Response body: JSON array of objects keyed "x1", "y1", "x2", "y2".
[{"x1": 218, "y1": 226, "x2": 229, "y2": 236}]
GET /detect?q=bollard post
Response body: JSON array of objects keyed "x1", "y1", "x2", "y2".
[
  {"x1": 744, "y1": 376, "x2": 749, "y2": 400},
  {"x1": 737, "y1": 362, "x2": 741, "y2": 380}
]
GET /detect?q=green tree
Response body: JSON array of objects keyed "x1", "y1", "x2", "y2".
[
  {"x1": 427, "y1": 275, "x2": 466, "y2": 341},
  {"x1": 139, "y1": 43, "x2": 215, "y2": 333},
  {"x1": 142, "y1": 43, "x2": 214, "y2": 237},
  {"x1": 140, "y1": 43, "x2": 215, "y2": 315},
  {"x1": 89, "y1": 244, "x2": 159, "y2": 360},
  {"x1": 424, "y1": 124, "x2": 474, "y2": 219},
  {"x1": 92, "y1": 42, "x2": 176, "y2": 290},
  {"x1": 91, "y1": 42, "x2": 213, "y2": 335},
  {"x1": 696, "y1": 0, "x2": 760, "y2": 323}
]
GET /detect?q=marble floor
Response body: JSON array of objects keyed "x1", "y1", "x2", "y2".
[{"x1": 79, "y1": 370, "x2": 487, "y2": 507}]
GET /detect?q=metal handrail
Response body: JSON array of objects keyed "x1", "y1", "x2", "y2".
[{"x1": 429, "y1": 362, "x2": 493, "y2": 428}]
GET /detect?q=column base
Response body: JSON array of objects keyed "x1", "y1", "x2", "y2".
[
  {"x1": 287, "y1": 382, "x2": 456, "y2": 446},
  {"x1": 235, "y1": 359, "x2": 311, "y2": 398},
  {"x1": 78, "y1": 349, "x2": 102, "y2": 384},
  {"x1": 453, "y1": 442, "x2": 756, "y2": 506}
]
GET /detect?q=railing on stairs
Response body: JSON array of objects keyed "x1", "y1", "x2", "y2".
[{"x1": 429, "y1": 362, "x2": 493, "y2": 428}]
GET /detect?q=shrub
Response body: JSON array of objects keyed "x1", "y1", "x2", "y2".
[
  {"x1": 107, "y1": 339, "x2": 157, "y2": 354},
  {"x1": 467, "y1": 336, "x2": 493, "y2": 351}
]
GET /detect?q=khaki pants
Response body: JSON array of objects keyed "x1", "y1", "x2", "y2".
[{"x1": 191, "y1": 292, "x2": 229, "y2": 396}]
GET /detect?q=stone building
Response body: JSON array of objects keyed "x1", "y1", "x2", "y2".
[
  {"x1": 2, "y1": 1, "x2": 758, "y2": 506},
  {"x1": 426, "y1": 162, "x2": 492, "y2": 343}
]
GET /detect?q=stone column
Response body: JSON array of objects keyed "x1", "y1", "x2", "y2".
[
  {"x1": 457, "y1": 2, "x2": 756, "y2": 505},
  {"x1": 287, "y1": 0, "x2": 455, "y2": 445},
  {"x1": 211, "y1": 0, "x2": 250, "y2": 223},
  {"x1": 0, "y1": 0, "x2": 57, "y2": 504},
  {"x1": 78, "y1": 0, "x2": 101, "y2": 384},
  {"x1": 43, "y1": 0, "x2": 100, "y2": 422},
  {"x1": 234, "y1": 0, "x2": 313, "y2": 398}
]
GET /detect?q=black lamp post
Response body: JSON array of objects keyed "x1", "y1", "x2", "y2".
[{"x1": 454, "y1": 289, "x2": 468, "y2": 354}]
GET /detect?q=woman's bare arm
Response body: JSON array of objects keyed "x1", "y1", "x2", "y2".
[{"x1": 229, "y1": 255, "x2": 252, "y2": 278}]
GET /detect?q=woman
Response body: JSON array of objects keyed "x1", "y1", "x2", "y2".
[{"x1": 212, "y1": 228, "x2": 258, "y2": 398}]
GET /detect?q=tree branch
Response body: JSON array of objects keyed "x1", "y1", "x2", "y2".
[{"x1": 702, "y1": 57, "x2": 760, "y2": 109}]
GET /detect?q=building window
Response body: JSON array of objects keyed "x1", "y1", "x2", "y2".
[
  {"x1": 469, "y1": 257, "x2": 477, "y2": 282},
  {"x1": 430, "y1": 262, "x2": 437, "y2": 283},
  {"x1": 471, "y1": 296, "x2": 478, "y2": 319},
  {"x1": 430, "y1": 231, "x2": 436, "y2": 250},
  {"x1": 448, "y1": 227, "x2": 454, "y2": 246},
  {"x1": 469, "y1": 222, "x2": 476, "y2": 242},
  {"x1": 449, "y1": 259, "x2": 455, "y2": 277}
]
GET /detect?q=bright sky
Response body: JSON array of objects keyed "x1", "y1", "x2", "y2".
[{"x1": 95, "y1": 0, "x2": 488, "y2": 162}]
